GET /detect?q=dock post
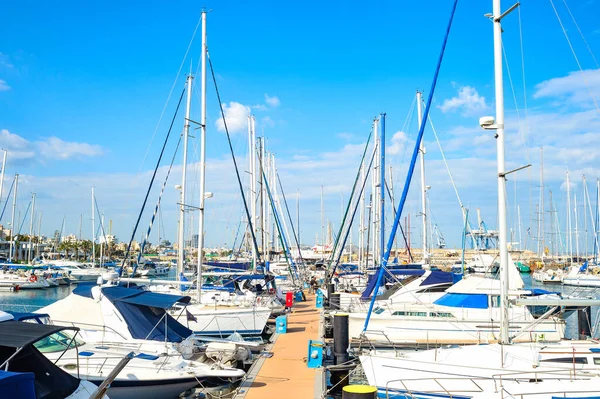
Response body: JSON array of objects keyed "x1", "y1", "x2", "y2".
[
  {"x1": 333, "y1": 313, "x2": 349, "y2": 364},
  {"x1": 342, "y1": 385, "x2": 377, "y2": 398},
  {"x1": 330, "y1": 313, "x2": 350, "y2": 393},
  {"x1": 578, "y1": 306, "x2": 592, "y2": 339},
  {"x1": 326, "y1": 283, "x2": 335, "y2": 308}
]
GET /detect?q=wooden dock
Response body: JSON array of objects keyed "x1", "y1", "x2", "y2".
[{"x1": 235, "y1": 293, "x2": 324, "y2": 399}]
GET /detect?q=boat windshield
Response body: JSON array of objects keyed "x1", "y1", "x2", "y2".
[{"x1": 33, "y1": 331, "x2": 85, "y2": 353}]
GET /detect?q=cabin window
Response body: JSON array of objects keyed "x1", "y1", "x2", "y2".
[
  {"x1": 491, "y1": 295, "x2": 501, "y2": 307},
  {"x1": 594, "y1": 358, "x2": 600, "y2": 365},
  {"x1": 373, "y1": 307, "x2": 385, "y2": 315},
  {"x1": 541, "y1": 357, "x2": 588, "y2": 364},
  {"x1": 431, "y1": 312, "x2": 454, "y2": 318},
  {"x1": 391, "y1": 311, "x2": 427, "y2": 317},
  {"x1": 34, "y1": 331, "x2": 85, "y2": 353}
]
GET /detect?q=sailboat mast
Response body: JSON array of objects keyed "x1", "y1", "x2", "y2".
[
  {"x1": 372, "y1": 118, "x2": 379, "y2": 265},
  {"x1": 178, "y1": 72, "x2": 194, "y2": 278},
  {"x1": 196, "y1": 10, "x2": 207, "y2": 302},
  {"x1": 566, "y1": 171, "x2": 572, "y2": 261},
  {"x1": 417, "y1": 91, "x2": 428, "y2": 265},
  {"x1": 248, "y1": 116, "x2": 257, "y2": 269},
  {"x1": 575, "y1": 192, "x2": 580, "y2": 261},
  {"x1": 379, "y1": 113, "x2": 386, "y2": 267},
  {"x1": 9, "y1": 175, "x2": 17, "y2": 262},
  {"x1": 491, "y1": 0, "x2": 510, "y2": 344},
  {"x1": 539, "y1": 147, "x2": 545, "y2": 258},
  {"x1": 27, "y1": 192, "x2": 35, "y2": 264},
  {"x1": 583, "y1": 175, "x2": 588, "y2": 257},
  {"x1": 91, "y1": 187, "x2": 95, "y2": 267},
  {"x1": 0, "y1": 150, "x2": 6, "y2": 207}
]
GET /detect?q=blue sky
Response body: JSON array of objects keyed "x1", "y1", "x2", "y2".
[{"x1": 1, "y1": 0, "x2": 600, "y2": 253}]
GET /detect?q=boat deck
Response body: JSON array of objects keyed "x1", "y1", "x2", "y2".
[{"x1": 236, "y1": 293, "x2": 321, "y2": 399}]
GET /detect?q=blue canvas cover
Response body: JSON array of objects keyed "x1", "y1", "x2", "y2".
[
  {"x1": 434, "y1": 293, "x2": 489, "y2": 309},
  {"x1": 360, "y1": 269, "x2": 425, "y2": 299},
  {"x1": 0, "y1": 370, "x2": 35, "y2": 399},
  {"x1": 101, "y1": 287, "x2": 192, "y2": 342},
  {"x1": 420, "y1": 270, "x2": 453, "y2": 287}
]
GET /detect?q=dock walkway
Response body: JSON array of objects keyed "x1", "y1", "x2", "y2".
[{"x1": 237, "y1": 293, "x2": 322, "y2": 399}]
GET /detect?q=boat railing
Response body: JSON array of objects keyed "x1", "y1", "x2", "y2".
[
  {"x1": 51, "y1": 319, "x2": 130, "y2": 342},
  {"x1": 383, "y1": 376, "x2": 484, "y2": 398},
  {"x1": 491, "y1": 368, "x2": 580, "y2": 391}
]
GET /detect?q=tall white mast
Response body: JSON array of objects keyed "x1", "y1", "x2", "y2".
[
  {"x1": 37, "y1": 212, "x2": 42, "y2": 259},
  {"x1": 489, "y1": 0, "x2": 510, "y2": 344},
  {"x1": 372, "y1": 118, "x2": 379, "y2": 265},
  {"x1": 9, "y1": 174, "x2": 17, "y2": 262},
  {"x1": 196, "y1": 10, "x2": 207, "y2": 302},
  {"x1": 417, "y1": 91, "x2": 428, "y2": 265},
  {"x1": 566, "y1": 171, "x2": 572, "y2": 262},
  {"x1": 0, "y1": 150, "x2": 6, "y2": 207},
  {"x1": 574, "y1": 192, "x2": 580, "y2": 261},
  {"x1": 91, "y1": 187, "x2": 95, "y2": 267},
  {"x1": 178, "y1": 71, "x2": 193, "y2": 278},
  {"x1": 584, "y1": 175, "x2": 589, "y2": 257},
  {"x1": 248, "y1": 116, "x2": 257, "y2": 270},
  {"x1": 261, "y1": 140, "x2": 268, "y2": 258},
  {"x1": 359, "y1": 161, "x2": 365, "y2": 269},
  {"x1": 100, "y1": 214, "x2": 104, "y2": 267},
  {"x1": 27, "y1": 192, "x2": 35, "y2": 264},
  {"x1": 539, "y1": 147, "x2": 545, "y2": 259}
]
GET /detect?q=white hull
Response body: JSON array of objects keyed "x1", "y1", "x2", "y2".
[
  {"x1": 351, "y1": 313, "x2": 564, "y2": 345},
  {"x1": 563, "y1": 276, "x2": 600, "y2": 287},
  {"x1": 172, "y1": 305, "x2": 271, "y2": 337},
  {"x1": 360, "y1": 341, "x2": 600, "y2": 398}
]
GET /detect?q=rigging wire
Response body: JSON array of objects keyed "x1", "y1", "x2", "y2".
[
  {"x1": 138, "y1": 15, "x2": 202, "y2": 173},
  {"x1": 548, "y1": 0, "x2": 600, "y2": 112},
  {"x1": 562, "y1": 0, "x2": 600, "y2": 68},
  {"x1": 207, "y1": 50, "x2": 263, "y2": 265},
  {"x1": 120, "y1": 87, "x2": 187, "y2": 272},
  {"x1": 0, "y1": 178, "x2": 15, "y2": 223},
  {"x1": 276, "y1": 171, "x2": 306, "y2": 271}
]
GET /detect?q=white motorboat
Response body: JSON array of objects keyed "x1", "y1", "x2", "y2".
[
  {"x1": 34, "y1": 286, "x2": 246, "y2": 399},
  {"x1": 0, "y1": 312, "x2": 108, "y2": 398},
  {"x1": 563, "y1": 263, "x2": 600, "y2": 287},
  {"x1": 348, "y1": 270, "x2": 565, "y2": 345},
  {"x1": 0, "y1": 270, "x2": 51, "y2": 290}
]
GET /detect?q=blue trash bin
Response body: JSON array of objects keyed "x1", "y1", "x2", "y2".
[{"x1": 276, "y1": 315, "x2": 287, "y2": 333}]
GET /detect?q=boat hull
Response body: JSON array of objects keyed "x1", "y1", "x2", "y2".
[{"x1": 173, "y1": 306, "x2": 271, "y2": 337}]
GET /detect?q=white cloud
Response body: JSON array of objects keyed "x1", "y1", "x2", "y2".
[
  {"x1": 533, "y1": 68, "x2": 600, "y2": 105},
  {"x1": 264, "y1": 94, "x2": 280, "y2": 108},
  {"x1": 387, "y1": 131, "x2": 409, "y2": 155},
  {"x1": 0, "y1": 79, "x2": 10, "y2": 92},
  {"x1": 37, "y1": 137, "x2": 103, "y2": 160},
  {"x1": 215, "y1": 101, "x2": 250, "y2": 133},
  {"x1": 0, "y1": 129, "x2": 103, "y2": 162},
  {"x1": 439, "y1": 86, "x2": 488, "y2": 115}
]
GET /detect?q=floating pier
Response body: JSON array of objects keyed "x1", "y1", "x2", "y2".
[{"x1": 235, "y1": 292, "x2": 324, "y2": 399}]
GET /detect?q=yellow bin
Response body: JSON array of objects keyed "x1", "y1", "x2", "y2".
[{"x1": 342, "y1": 385, "x2": 377, "y2": 399}]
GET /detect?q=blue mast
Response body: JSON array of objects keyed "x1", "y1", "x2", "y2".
[{"x1": 362, "y1": 0, "x2": 459, "y2": 333}]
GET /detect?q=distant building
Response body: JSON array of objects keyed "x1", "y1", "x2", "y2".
[
  {"x1": 62, "y1": 234, "x2": 78, "y2": 243},
  {"x1": 98, "y1": 234, "x2": 117, "y2": 244}
]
